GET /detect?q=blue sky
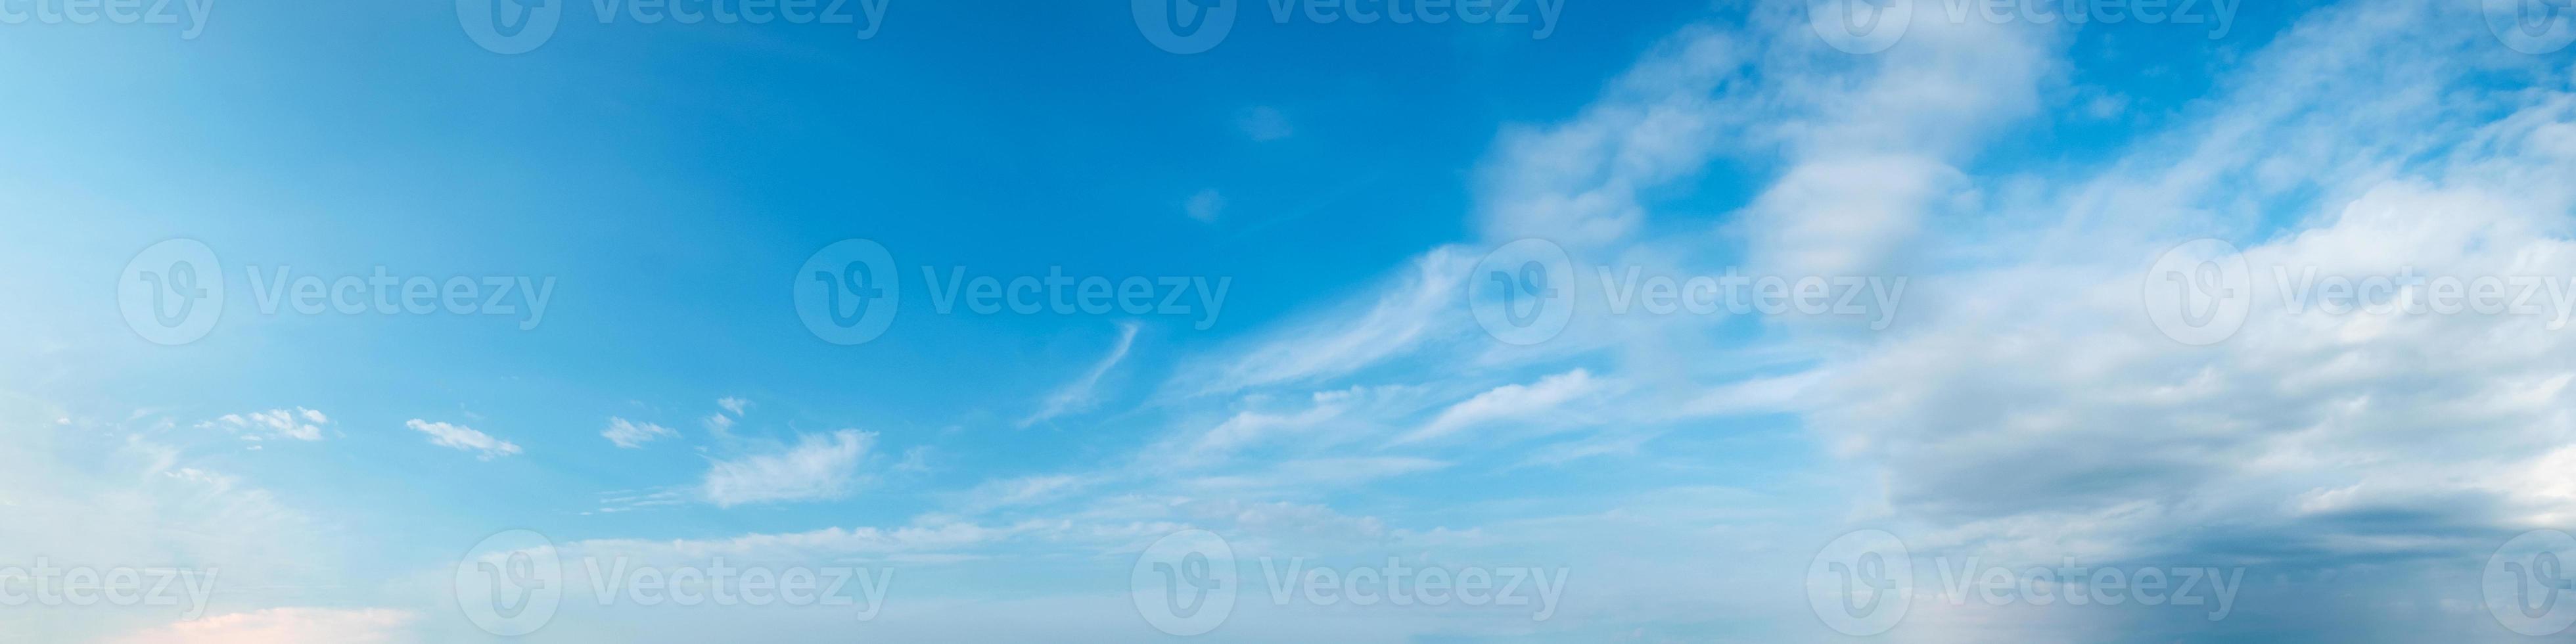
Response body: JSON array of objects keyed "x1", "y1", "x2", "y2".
[{"x1": 5, "y1": 0, "x2": 2576, "y2": 642}]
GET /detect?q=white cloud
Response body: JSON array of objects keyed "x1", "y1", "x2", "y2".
[
  {"x1": 1391, "y1": 369, "x2": 1603, "y2": 445},
  {"x1": 1776, "y1": 0, "x2": 2576, "y2": 571},
  {"x1": 1170, "y1": 248, "x2": 1477, "y2": 396},
  {"x1": 1185, "y1": 189, "x2": 1224, "y2": 223},
  {"x1": 1021, "y1": 322, "x2": 1139, "y2": 427},
  {"x1": 718, "y1": 396, "x2": 750, "y2": 416},
  {"x1": 0, "y1": 394, "x2": 339, "y2": 642},
  {"x1": 404, "y1": 419, "x2": 522, "y2": 460},
  {"x1": 198, "y1": 407, "x2": 330, "y2": 442},
  {"x1": 702, "y1": 429, "x2": 874, "y2": 507},
  {"x1": 601, "y1": 417, "x2": 677, "y2": 448}
]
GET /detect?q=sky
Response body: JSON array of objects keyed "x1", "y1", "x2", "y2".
[{"x1": 4, "y1": 0, "x2": 2576, "y2": 641}]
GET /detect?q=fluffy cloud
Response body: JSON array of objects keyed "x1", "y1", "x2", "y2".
[
  {"x1": 199, "y1": 407, "x2": 330, "y2": 442},
  {"x1": 702, "y1": 429, "x2": 874, "y2": 507}
]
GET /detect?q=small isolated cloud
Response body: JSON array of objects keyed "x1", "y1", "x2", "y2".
[
  {"x1": 200, "y1": 407, "x2": 331, "y2": 442},
  {"x1": 1185, "y1": 189, "x2": 1224, "y2": 223},
  {"x1": 405, "y1": 419, "x2": 522, "y2": 460},
  {"x1": 601, "y1": 417, "x2": 676, "y2": 448},
  {"x1": 106, "y1": 608, "x2": 418, "y2": 644},
  {"x1": 702, "y1": 429, "x2": 874, "y2": 507},
  {"x1": 1238, "y1": 105, "x2": 1293, "y2": 141},
  {"x1": 704, "y1": 397, "x2": 749, "y2": 438}
]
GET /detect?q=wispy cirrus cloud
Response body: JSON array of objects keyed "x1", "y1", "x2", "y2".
[
  {"x1": 1021, "y1": 322, "x2": 1140, "y2": 427},
  {"x1": 702, "y1": 429, "x2": 874, "y2": 507},
  {"x1": 601, "y1": 416, "x2": 676, "y2": 449},
  {"x1": 404, "y1": 419, "x2": 521, "y2": 460}
]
